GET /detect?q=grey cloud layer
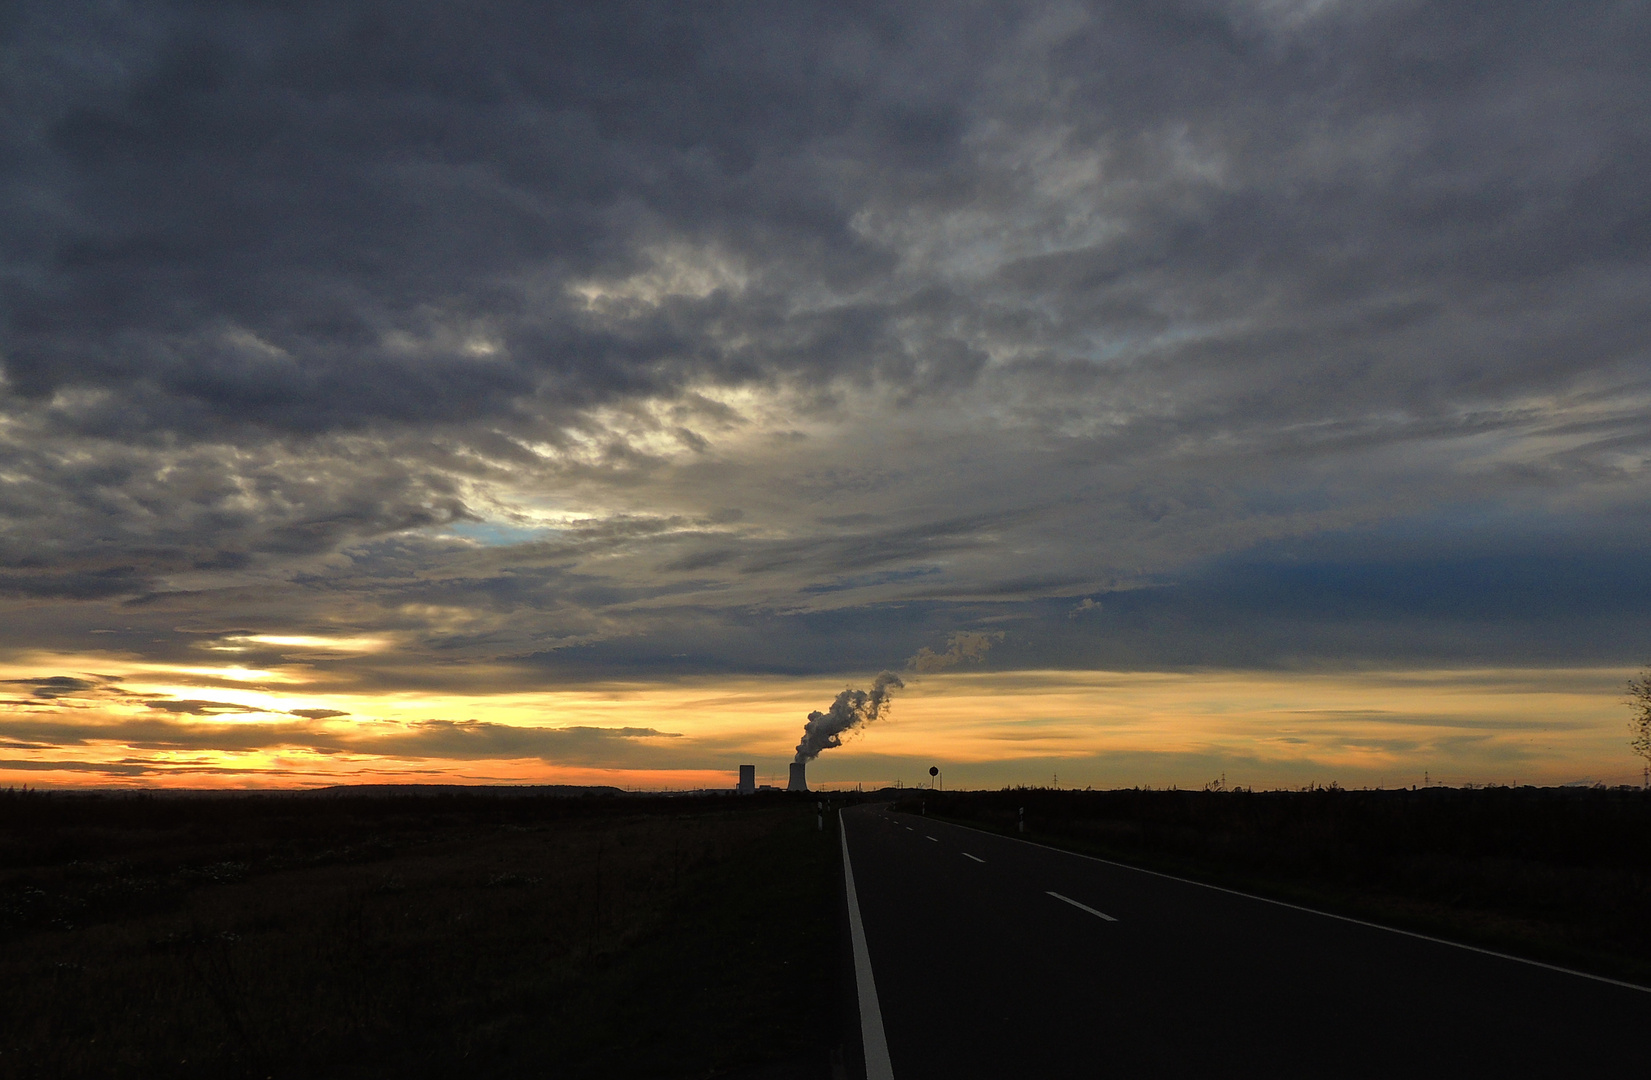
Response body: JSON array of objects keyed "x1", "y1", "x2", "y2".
[{"x1": 2, "y1": 0, "x2": 1649, "y2": 684}]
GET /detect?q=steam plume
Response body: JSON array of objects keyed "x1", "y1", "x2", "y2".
[
  {"x1": 907, "y1": 630, "x2": 1003, "y2": 673},
  {"x1": 795, "y1": 672, "x2": 903, "y2": 763}
]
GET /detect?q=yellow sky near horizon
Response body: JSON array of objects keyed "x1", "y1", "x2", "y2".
[{"x1": 1, "y1": 655, "x2": 1642, "y2": 791}]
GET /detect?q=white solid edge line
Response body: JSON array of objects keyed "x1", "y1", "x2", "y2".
[
  {"x1": 963, "y1": 853, "x2": 985, "y2": 863},
  {"x1": 841, "y1": 811, "x2": 896, "y2": 1080},
  {"x1": 1047, "y1": 890, "x2": 1118, "y2": 921},
  {"x1": 926, "y1": 813, "x2": 1651, "y2": 996}
]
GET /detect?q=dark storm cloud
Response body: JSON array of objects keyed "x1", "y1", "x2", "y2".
[
  {"x1": 0, "y1": 759, "x2": 157, "y2": 776},
  {"x1": 1028, "y1": 523, "x2": 1651, "y2": 669},
  {"x1": 1, "y1": 0, "x2": 1648, "y2": 687},
  {"x1": 143, "y1": 699, "x2": 259, "y2": 715},
  {"x1": 0, "y1": 708, "x2": 684, "y2": 773},
  {"x1": 374, "y1": 720, "x2": 681, "y2": 762},
  {"x1": 7, "y1": 0, "x2": 1639, "y2": 437},
  {"x1": 3, "y1": 676, "x2": 102, "y2": 698},
  {"x1": 1, "y1": 0, "x2": 952, "y2": 433},
  {"x1": 0, "y1": 714, "x2": 324, "y2": 752}
]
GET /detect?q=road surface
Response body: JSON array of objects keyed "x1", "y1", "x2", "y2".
[{"x1": 839, "y1": 804, "x2": 1646, "y2": 1077}]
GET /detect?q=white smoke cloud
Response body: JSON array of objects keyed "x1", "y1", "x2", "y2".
[
  {"x1": 907, "y1": 631, "x2": 1004, "y2": 673},
  {"x1": 794, "y1": 672, "x2": 903, "y2": 763}
]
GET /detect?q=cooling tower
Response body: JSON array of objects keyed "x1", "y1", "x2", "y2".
[
  {"x1": 787, "y1": 762, "x2": 808, "y2": 792},
  {"x1": 738, "y1": 764, "x2": 755, "y2": 794}
]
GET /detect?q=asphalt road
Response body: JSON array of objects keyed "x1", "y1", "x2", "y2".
[{"x1": 840, "y1": 804, "x2": 1647, "y2": 1078}]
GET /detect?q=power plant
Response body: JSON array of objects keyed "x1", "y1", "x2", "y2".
[{"x1": 729, "y1": 763, "x2": 805, "y2": 792}]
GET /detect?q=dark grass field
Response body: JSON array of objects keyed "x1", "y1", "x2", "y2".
[
  {"x1": 898, "y1": 785, "x2": 1651, "y2": 986},
  {"x1": 0, "y1": 789, "x2": 845, "y2": 1079}
]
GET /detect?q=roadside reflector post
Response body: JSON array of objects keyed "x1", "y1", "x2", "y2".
[
  {"x1": 816, "y1": 799, "x2": 823, "y2": 832},
  {"x1": 1019, "y1": 806, "x2": 1025, "y2": 834}
]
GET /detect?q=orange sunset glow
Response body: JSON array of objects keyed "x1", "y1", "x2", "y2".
[{"x1": 3, "y1": 652, "x2": 1638, "y2": 790}]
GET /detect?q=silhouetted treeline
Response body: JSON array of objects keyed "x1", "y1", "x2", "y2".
[{"x1": 899, "y1": 785, "x2": 1651, "y2": 983}]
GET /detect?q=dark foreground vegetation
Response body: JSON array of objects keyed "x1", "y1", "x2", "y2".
[
  {"x1": 899, "y1": 785, "x2": 1651, "y2": 985},
  {"x1": 0, "y1": 788, "x2": 843, "y2": 1079}
]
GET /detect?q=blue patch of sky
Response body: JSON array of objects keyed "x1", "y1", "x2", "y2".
[
  {"x1": 800, "y1": 566, "x2": 944, "y2": 595},
  {"x1": 441, "y1": 520, "x2": 552, "y2": 546}
]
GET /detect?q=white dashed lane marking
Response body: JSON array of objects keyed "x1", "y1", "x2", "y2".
[{"x1": 1047, "y1": 891, "x2": 1117, "y2": 922}]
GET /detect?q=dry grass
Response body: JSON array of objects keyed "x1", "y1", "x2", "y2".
[{"x1": 0, "y1": 790, "x2": 841, "y2": 1079}]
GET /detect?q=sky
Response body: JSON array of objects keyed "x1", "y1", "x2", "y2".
[{"x1": 2, "y1": 0, "x2": 1648, "y2": 791}]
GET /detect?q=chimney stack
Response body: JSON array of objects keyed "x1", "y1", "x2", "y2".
[{"x1": 787, "y1": 762, "x2": 808, "y2": 792}]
